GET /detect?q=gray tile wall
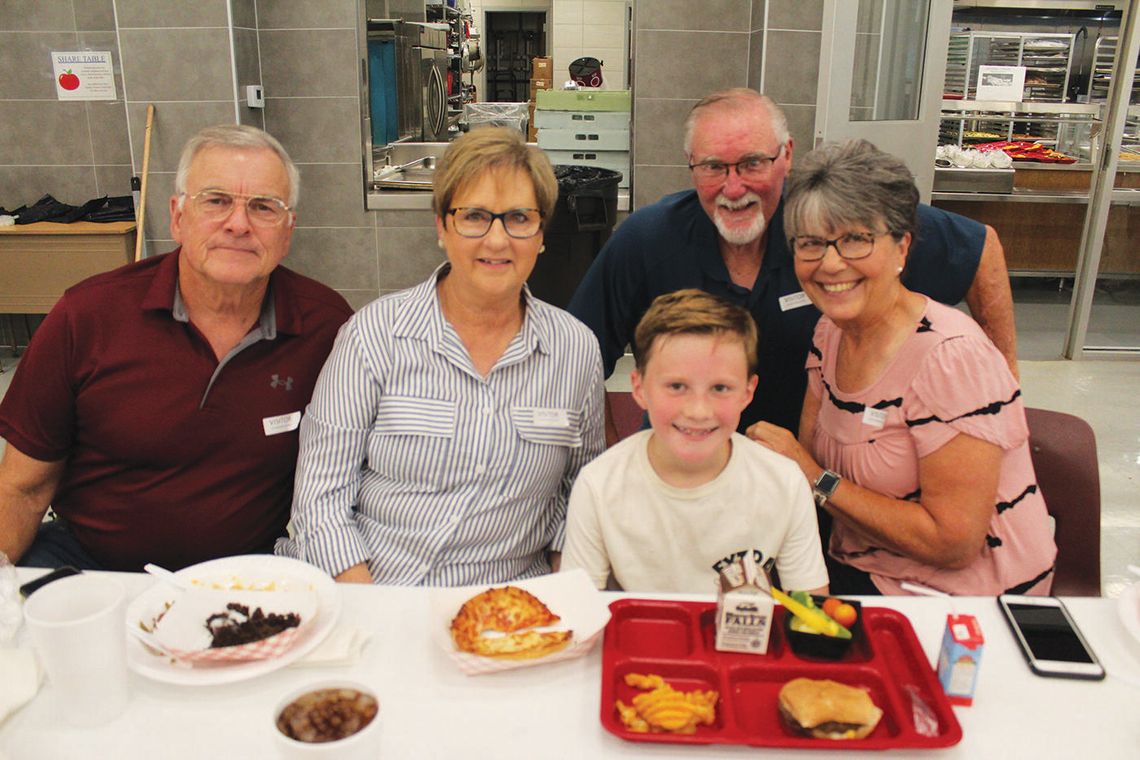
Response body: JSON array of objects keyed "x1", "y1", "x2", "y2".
[
  {"x1": 0, "y1": 0, "x2": 129, "y2": 211},
  {"x1": 117, "y1": 0, "x2": 244, "y2": 257},
  {"x1": 630, "y1": 0, "x2": 824, "y2": 209},
  {"x1": 256, "y1": 0, "x2": 429, "y2": 307}
]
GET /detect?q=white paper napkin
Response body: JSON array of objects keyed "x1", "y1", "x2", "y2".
[
  {"x1": 0, "y1": 648, "x2": 43, "y2": 724},
  {"x1": 289, "y1": 625, "x2": 372, "y2": 668}
]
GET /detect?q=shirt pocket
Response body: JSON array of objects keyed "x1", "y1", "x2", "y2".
[
  {"x1": 510, "y1": 405, "x2": 583, "y2": 449},
  {"x1": 368, "y1": 395, "x2": 456, "y2": 491},
  {"x1": 502, "y1": 405, "x2": 583, "y2": 499}
]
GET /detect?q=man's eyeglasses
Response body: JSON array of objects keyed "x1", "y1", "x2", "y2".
[
  {"x1": 446, "y1": 207, "x2": 544, "y2": 239},
  {"x1": 688, "y1": 145, "x2": 785, "y2": 183},
  {"x1": 186, "y1": 190, "x2": 292, "y2": 227},
  {"x1": 790, "y1": 231, "x2": 889, "y2": 262}
]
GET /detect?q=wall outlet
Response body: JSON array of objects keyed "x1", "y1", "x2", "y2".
[{"x1": 246, "y1": 85, "x2": 264, "y2": 108}]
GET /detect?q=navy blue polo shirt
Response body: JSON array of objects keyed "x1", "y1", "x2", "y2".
[{"x1": 568, "y1": 190, "x2": 984, "y2": 433}]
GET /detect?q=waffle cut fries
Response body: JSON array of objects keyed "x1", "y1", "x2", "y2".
[{"x1": 616, "y1": 673, "x2": 718, "y2": 734}]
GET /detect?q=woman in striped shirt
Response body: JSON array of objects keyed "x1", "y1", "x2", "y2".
[{"x1": 276, "y1": 128, "x2": 605, "y2": 585}]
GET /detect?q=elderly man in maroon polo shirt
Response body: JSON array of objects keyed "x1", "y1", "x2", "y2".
[{"x1": 0, "y1": 125, "x2": 353, "y2": 572}]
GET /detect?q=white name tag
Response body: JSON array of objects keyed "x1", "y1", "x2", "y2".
[
  {"x1": 862, "y1": 407, "x2": 888, "y2": 428},
  {"x1": 532, "y1": 408, "x2": 569, "y2": 428},
  {"x1": 263, "y1": 411, "x2": 302, "y2": 436},
  {"x1": 779, "y1": 291, "x2": 812, "y2": 311}
]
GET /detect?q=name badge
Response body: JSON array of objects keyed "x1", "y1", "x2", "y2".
[
  {"x1": 263, "y1": 411, "x2": 302, "y2": 436},
  {"x1": 862, "y1": 407, "x2": 888, "y2": 428},
  {"x1": 779, "y1": 291, "x2": 812, "y2": 311},
  {"x1": 532, "y1": 408, "x2": 569, "y2": 428}
]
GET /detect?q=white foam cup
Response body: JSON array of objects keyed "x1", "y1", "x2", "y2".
[{"x1": 23, "y1": 573, "x2": 129, "y2": 726}]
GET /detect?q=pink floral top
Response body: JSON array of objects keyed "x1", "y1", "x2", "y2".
[{"x1": 807, "y1": 298, "x2": 1056, "y2": 596}]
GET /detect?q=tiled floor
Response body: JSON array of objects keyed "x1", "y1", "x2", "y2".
[{"x1": 1, "y1": 341, "x2": 1137, "y2": 599}]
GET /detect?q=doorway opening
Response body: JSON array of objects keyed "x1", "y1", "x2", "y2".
[{"x1": 484, "y1": 11, "x2": 546, "y2": 102}]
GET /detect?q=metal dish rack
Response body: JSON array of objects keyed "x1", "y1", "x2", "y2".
[
  {"x1": 942, "y1": 32, "x2": 1075, "y2": 147},
  {"x1": 1091, "y1": 36, "x2": 1140, "y2": 163}
]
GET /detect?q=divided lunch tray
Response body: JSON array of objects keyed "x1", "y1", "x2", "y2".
[{"x1": 601, "y1": 599, "x2": 962, "y2": 750}]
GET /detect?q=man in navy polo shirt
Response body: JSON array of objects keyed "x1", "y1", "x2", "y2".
[
  {"x1": 568, "y1": 88, "x2": 1017, "y2": 440},
  {"x1": 0, "y1": 125, "x2": 353, "y2": 571}
]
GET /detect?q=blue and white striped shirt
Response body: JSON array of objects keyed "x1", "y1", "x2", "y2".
[{"x1": 276, "y1": 266, "x2": 605, "y2": 586}]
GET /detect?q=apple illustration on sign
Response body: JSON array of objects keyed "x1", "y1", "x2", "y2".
[{"x1": 58, "y1": 69, "x2": 80, "y2": 90}]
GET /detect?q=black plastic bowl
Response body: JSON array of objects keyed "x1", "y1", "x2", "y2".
[{"x1": 782, "y1": 597, "x2": 863, "y2": 660}]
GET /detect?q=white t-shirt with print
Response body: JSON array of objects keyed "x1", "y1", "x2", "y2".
[{"x1": 561, "y1": 431, "x2": 828, "y2": 594}]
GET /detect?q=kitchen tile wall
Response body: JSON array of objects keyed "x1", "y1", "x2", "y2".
[
  {"x1": 0, "y1": 0, "x2": 129, "y2": 211},
  {"x1": 630, "y1": 0, "x2": 823, "y2": 209},
  {"x1": 2, "y1": 0, "x2": 826, "y2": 307}
]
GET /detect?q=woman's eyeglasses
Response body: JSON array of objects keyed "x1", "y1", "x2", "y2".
[
  {"x1": 446, "y1": 207, "x2": 543, "y2": 239},
  {"x1": 791, "y1": 231, "x2": 889, "y2": 262},
  {"x1": 186, "y1": 190, "x2": 292, "y2": 227}
]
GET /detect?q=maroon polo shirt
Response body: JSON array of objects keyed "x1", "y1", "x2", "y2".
[{"x1": 0, "y1": 251, "x2": 352, "y2": 571}]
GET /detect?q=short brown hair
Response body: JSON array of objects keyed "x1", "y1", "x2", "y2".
[
  {"x1": 784, "y1": 138, "x2": 918, "y2": 245},
  {"x1": 633, "y1": 289, "x2": 759, "y2": 373},
  {"x1": 432, "y1": 127, "x2": 558, "y2": 221}
]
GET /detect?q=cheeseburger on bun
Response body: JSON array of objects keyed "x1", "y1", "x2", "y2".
[{"x1": 778, "y1": 677, "x2": 883, "y2": 740}]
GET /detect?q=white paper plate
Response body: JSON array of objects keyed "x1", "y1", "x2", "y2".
[
  {"x1": 430, "y1": 568, "x2": 611, "y2": 676},
  {"x1": 125, "y1": 555, "x2": 341, "y2": 685},
  {"x1": 152, "y1": 588, "x2": 319, "y2": 659},
  {"x1": 1117, "y1": 581, "x2": 1140, "y2": 650}
]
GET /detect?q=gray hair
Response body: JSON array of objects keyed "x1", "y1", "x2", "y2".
[
  {"x1": 683, "y1": 88, "x2": 790, "y2": 156},
  {"x1": 174, "y1": 124, "x2": 300, "y2": 209},
  {"x1": 783, "y1": 138, "x2": 918, "y2": 245}
]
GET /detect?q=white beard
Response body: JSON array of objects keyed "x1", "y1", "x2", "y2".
[{"x1": 712, "y1": 192, "x2": 767, "y2": 246}]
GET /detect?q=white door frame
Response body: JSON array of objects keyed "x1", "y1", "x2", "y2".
[{"x1": 815, "y1": 0, "x2": 954, "y2": 203}]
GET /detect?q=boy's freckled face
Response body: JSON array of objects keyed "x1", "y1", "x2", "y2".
[{"x1": 631, "y1": 333, "x2": 758, "y2": 476}]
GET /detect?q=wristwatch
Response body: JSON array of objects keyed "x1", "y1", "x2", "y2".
[{"x1": 813, "y1": 470, "x2": 842, "y2": 507}]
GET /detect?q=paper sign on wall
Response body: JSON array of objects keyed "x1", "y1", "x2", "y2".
[
  {"x1": 52, "y1": 51, "x2": 117, "y2": 100},
  {"x1": 975, "y1": 65, "x2": 1026, "y2": 101}
]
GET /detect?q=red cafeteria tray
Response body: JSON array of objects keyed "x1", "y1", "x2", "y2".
[{"x1": 600, "y1": 599, "x2": 962, "y2": 750}]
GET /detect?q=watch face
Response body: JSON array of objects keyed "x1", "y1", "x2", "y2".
[{"x1": 814, "y1": 471, "x2": 841, "y2": 498}]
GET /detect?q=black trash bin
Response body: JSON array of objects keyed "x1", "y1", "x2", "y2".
[{"x1": 527, "y1": 165, "x2": 622, "y2": 309}]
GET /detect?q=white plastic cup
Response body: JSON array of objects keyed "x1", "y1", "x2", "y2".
[
  {"x1": 23, "y1": 574, "x2": 129, "y2": 726},
  {"x1": 272, "y1": 680, "x2": 381, "y2": 759}
]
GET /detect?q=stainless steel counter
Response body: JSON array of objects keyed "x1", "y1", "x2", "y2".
[{"x1": 932, "y1": 188, "x2": 1140, "y2": 204}]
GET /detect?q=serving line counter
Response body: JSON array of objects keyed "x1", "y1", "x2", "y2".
[{"x1": 4, "y1": 569, "x2": 1138, "y2": 759}]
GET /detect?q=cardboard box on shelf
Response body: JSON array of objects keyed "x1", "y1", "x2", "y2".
[
  {"x1": 532, "y1": 56, "x2": 553, "y2": 79},
  {"x1": 529, "y1": 77, "x2": 552, "y2": 98}
]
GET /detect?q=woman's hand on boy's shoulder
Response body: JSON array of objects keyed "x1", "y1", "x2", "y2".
[{"x1": 745, "y1": 422, "x2": 820, "y2": 483}]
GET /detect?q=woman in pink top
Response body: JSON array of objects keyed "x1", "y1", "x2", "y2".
[{"x1": 747, "y1": 139, "x2": 1056, "y2": 596}]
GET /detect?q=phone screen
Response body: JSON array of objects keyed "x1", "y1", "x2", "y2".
[{"x1": 1006, "y1": 602, "x2": 1094, "y2": 663}]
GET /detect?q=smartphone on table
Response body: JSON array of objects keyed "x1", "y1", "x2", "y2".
[{"x1": 997, "y1": 594, "x2": 1105, "y2": 681}]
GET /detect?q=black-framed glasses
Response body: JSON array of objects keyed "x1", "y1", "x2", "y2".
[
  {"x1": 790, "y1": 231, "x2": 888, "y2": 262},
  {"x1": 688, "y1": 145, "x2": 786, "y2": 183},
  {"x1": 186, "y1": 190, "x2": 292, "y2": 227},
  {"x1": 446, "y1": 207, "x2": 544, "y2": 239}
]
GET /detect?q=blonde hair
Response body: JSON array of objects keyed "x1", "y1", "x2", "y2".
[
  {"x1": 634, "y1": 289, "x2": 759, "y2": 373},
  {"x1": 432, "y1": 127, "x2": 558, "y2": 221}
]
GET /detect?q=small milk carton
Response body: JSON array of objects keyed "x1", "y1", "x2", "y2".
[
  {"x1": 937, "y1": 614, "x2": 984, "y2": 706},
  {"x1": 713, "y1": 551, "x2": 774, "y2": 654}
]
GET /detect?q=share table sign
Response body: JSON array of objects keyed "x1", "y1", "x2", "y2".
[{"x1": 51, "y1": 51, "x2": 117, "y2": 100}]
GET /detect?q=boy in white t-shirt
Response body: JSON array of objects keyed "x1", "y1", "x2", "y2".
[{"x1": 561, "y1": 289, "x2": 829, "y2": 594}]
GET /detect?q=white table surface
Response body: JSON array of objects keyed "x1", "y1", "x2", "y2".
[{"x1": 3, "y1": 569, "x2": 1139, "y2": 760}]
